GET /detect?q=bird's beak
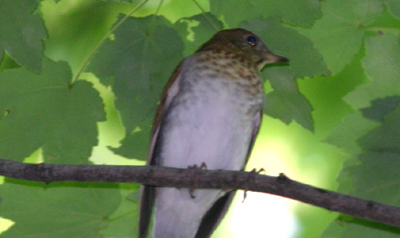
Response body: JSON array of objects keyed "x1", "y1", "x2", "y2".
[{"x1": 262, "y1": 52, "x2": 290, "y2": 64}]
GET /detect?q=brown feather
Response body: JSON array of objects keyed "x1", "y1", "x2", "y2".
[
  {"x1": 138, "y1": 63, "x2": 183, "y2": 238},
  {"x1": 138, "y1": 28, "x2": 288, "y2": 238}
]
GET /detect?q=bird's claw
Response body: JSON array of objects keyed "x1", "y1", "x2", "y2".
[
  {"x1": 242, "y1": 167, "x2": 266, "y2": 202},
  {"x1": 187, "y1": 162, "x2": 208, "y2": 198},
  {"x1": 188, "y1": 162, "x2": 207, "y2": 170},
  {"x1": 250, "y1": 168, "x2": 265, "y2": 174}
]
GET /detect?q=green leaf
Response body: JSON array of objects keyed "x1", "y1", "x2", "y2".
[
  {"x1": 323, "y1": 215, "x2": 400, "y2": 238},
  {"x1": 352, "y1": 151, "x2": 400, "y2": 202},
  {"x1": 360, "y1": 96, "x2": 400, "y2": 122},
  {"x1": 99, "y1": 186, "x2": 139, "y2": 238},
  {"x1": 323, "y1": 150, "x2": 400, "y2": 237},
  {"x1": 110, "y1": 118, "x2": 152, "y2": 161},
  {"x1": 384, "y1": 0, "x2": 400, "y2": 19},
  {"x1": 0, "y1": 179, "x2": 122, "y2": 238},
  {"x1": 263, "y1": 66, "x2": 314, "y2": 131},
  {"x1": 324, "y1": 102, "x2": 400, "y2": 237},
  {"x1": 324, "y1": 111, "x2": 378, "y2": 154},
  {"x1": 345, "y1": 34, "x2": 400, "y2": 108},
  {"x1": 174, "y1": 13, "x2": 223, "y2": 56},
  {"x1": 358, "y1": 103, "x2": 400, "y2": 154},
  {"x1": 0, "y1": 58, "x2": 105, "y2": 163},
  {"x1": 297, "y1": 0, "x2": 384, "y2": 75},
  {"x1": 210, "y1": 0, "x2": 321, "y2": 27},
  {"x1": 0, "y1": 0, "x2": 46, "y2": 72},
  {"x1": 241, "y1": 17, "x2": 328, "y2": 78},
  {"x1": 88, "y1": 15, "x2": 184, "y2": 133}
]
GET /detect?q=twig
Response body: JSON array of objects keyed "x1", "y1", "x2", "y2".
[{"x1": 0, "y1": 158, "x2": 399, "y2": 227}]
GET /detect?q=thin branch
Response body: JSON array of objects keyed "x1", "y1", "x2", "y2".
[
  {"x1": 72, "y1": 0, "x2": 149, "y2": 83},
  {"x1": 191, "y1": 0, "x2": 219, "y2": 31},
  {"x1": 0, "y1": 158, "x2": 399, "y2": 227}
]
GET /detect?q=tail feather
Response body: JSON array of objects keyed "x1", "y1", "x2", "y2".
[{"x1": 139, "y1": 185, "x2": 156, "y2": 238}]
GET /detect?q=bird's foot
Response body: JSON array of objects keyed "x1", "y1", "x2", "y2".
[
  {"x1": 242, "y1": 168, "x2": 266, "y2": 202},
  {"x1": 250, "y1": 168, "x2": 266, "y2": 174},
  {"x1": 188, "y1": 162, "x2": 207, "y2": 170},
  {"x1": 187, "y1": 162, "x2": 208, "y2": 198}
]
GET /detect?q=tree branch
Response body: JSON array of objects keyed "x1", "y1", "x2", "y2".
[{"x1": 0, "y1": 158, "x2": 399, "y2": 227}]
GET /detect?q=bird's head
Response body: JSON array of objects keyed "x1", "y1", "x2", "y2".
[{"x1": 197, "y1": 28, "x2": 289, "y2": 71}]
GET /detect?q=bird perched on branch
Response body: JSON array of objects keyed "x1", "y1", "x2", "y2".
[{"x1": 139, "y1": 28, "x2": 289, "y2": 238}]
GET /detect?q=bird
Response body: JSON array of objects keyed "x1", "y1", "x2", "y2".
[{"x1": 138, "y1": 28, "x2": 289, "y2": 238}]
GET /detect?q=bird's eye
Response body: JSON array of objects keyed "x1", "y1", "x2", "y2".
[{"x1": 247, "y1": 36, "x2": 257, "y2": 46}]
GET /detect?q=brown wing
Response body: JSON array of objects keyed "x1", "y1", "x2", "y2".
[
  {"x1": 138, "y1": 64, "x2": 183, "y2": 238},
  {"x1": 195, "y1": 110, "x2": 263, "y2": 238}
]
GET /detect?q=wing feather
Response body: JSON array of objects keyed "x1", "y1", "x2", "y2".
[
  {"x1": 195, "y1": 110, "x2": 263, "y2": 237},
  {"x1": 138, "y1": 63, "x2": 183, "y2": 238}
]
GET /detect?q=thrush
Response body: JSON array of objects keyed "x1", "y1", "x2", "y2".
[{"x1": 139, "y1": 28, "x2": 289, "y2": 238}]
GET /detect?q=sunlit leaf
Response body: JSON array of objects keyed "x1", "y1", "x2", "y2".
[
  {"x1": 297, "y1": 0, "x2": 384, "y2": 75},
  {"x1": 210, "y1": 0, "x2": 321, "y2": 27},
  {"x1": 324, "y1": 100, "x2": 400, "y2": 237},
  {"x1": 384, "y1": 0, "x2": 400, "y2": 19},
  {"x1": 345, "y1": 34, "x2": 400, "y2": 108}
]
